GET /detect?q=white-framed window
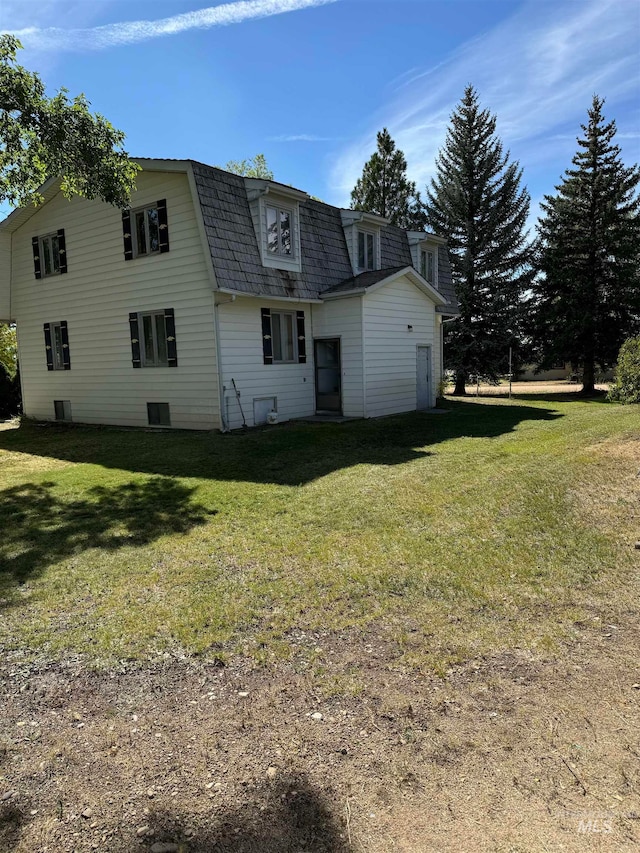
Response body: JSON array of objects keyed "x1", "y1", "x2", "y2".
[
  {"x1": 51, "y1": 321, "x2": 65, "y2": 370},
  {"x1": 44, "y1": 320, "x2": 71, "y2": 371},
  {"x1": 129, "y1": 308, "x2": 177, "y2": 369},
  {"x1": 140, "y1": 310, "x2": 169, "y2": 367},
  {"x1": 357, "y1": 230, "x2": 376, "y2": 271},
  {"x1": 271, "y1": 311, "x2": 297, "y2": 363},
  {"x1": 40, "y1": 233, "x2": 62, "y2": 276},
  {"x1": 133, "y1": 204, "x2": 161, "y2": 256},
  {"x1": 266, "y1": 204, "x2": 293, "y2": 256},
  {"x1": 420, "y1": 249, "x2": 435, "y2": 284}
]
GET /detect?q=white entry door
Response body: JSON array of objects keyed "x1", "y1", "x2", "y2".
[{"x1": 416, "y1": 345, "x2": 432, "y2": 410}]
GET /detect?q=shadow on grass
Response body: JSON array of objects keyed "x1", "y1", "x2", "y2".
[
  {"x1": 127, "y1": 774, "x2": 352, "y2": 853},
  {"x1": 0, "y1": 804, "x2": 24, "y2": 853},
  {"x1": 0, "y1": 478, "x2": 214, "y2": 599},
  {"x1": 0, "y1": 401, "x2": 562, "y2": 488},
  {"x1": 469, "y1": 390, "x2": 612, "y2": 405}
]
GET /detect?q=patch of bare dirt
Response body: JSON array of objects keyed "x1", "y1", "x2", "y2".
[{"x1": 1, "y1": 613, "x2": 639, "y2": 853}]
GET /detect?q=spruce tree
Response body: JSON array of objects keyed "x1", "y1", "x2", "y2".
[
  {"x1": 534, "y1": 96, "x2": 640, "y2": 395},
  {"x1": 351, "y1": 128, "x2": 426, "y2": 229},
  {"x1": 426, "y1": 86, "x2": 533, "y2": 394}
]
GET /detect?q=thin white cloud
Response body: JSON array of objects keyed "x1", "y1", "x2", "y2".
[
  {"x1": 10, "y1": 0, "x2": 339, "y2": 52},
  {"x1": 330, "y1": 0, "x2": 640, "y2": 205},
  {"x1": 268, "y1": 133, "x2": 340, "y2": 142}
]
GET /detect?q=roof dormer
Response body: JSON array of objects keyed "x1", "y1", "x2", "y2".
[
  {"x1": 407, "y1": 231, "x2": 447, "y2": 289},
  {"x1": 341, "y1": 210, "x2": 389, "y2": 276},
  {"x1": 245, "y1": 179, "x2": 308, "y2": 273}
]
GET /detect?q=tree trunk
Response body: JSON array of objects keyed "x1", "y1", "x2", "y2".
[
  {"x1": 452, "y1": 371, "x2": 467, "y2": 396},
  {"x1": 580, "y1": 356, "x2": 596, "y2": 395}
]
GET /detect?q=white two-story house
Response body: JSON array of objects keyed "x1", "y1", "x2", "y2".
[{"x1": 0, "y1": 159, "x2": 457, "y2": 430}]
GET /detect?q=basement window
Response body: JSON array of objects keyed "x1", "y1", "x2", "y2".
[
  {"x1": 54, "y1": 400, "x2": 72, "y2": 421},
  {"x1": 147, "y1": 402, "x2": 171, "y2": 426}
]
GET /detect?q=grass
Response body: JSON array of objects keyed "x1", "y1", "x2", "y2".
[{"x1": 0, "y1": 395, "x2": 638, "y2": 673}]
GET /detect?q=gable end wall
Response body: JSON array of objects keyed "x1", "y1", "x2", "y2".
[{"x1": 11, "y1": 171, "x2": 220, "y2": 429}]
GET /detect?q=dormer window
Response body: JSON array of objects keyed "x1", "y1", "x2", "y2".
[
  {"x1": 266, "y1": 205, "x2": 293, "y2": 256},
  {"x1": 358, "y1": 230, "x2": 377, "y2": 271},
  {"x1": 420, "y1": 249, "x2": 434, "y2": 284},
  {"x1": 341, "y1": 210, "x2": 387, "y2": 275},
  {"x1": 245, "y1": 178, "x2": 306, "y2": 273},
  {"x1": 408, "y1": 232, "x2": 443, "y2": 288}
]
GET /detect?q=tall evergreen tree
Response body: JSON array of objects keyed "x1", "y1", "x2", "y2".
[
  {"x1": 351, "y1": 128, "x2": 426, "y2": 229},
  {"x1": 534, "y1": 96, "x2": 640, "y2": 395},
  {"x1": 426, "y1": 86, "x2": 533, "y2": 394}
]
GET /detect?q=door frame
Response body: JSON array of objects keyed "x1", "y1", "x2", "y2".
[
  {"x1": 314, "y1": 336, "x2": 342, "y2": 415},
  {"x1": 416, "y1": 344, "x2": 432, "y2": 410}
]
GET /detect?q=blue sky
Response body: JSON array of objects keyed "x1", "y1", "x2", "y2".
[{"x1": 2, "y1": 0, "x2": 639, "y2": 226}]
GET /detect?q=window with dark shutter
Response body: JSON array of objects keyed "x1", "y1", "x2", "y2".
[
  {"x1": 122, "y1": 210, "x2": 133, "y2": 261},
  {"x1": 129, "y1": 312, "x2": 141, "y2": 367},
  {"x1": 60, "y1": 321, "x2": 71, "y2": 369},
  {"x1": 130, "y1": 309, "x2": 177, "y2": 367},
  {"x1": 157, "y1": 199, "x2": 170, "y2": 253},
  {"x1": 164, "y1": 308, "x2": 178, "y2": 367},
  {"x1": 57, "y1": 229, "x2": 68, "y2": 274},
  {"x1": 44, "y1": 321, "x2": 70, "y2": 370},
  {"x1": 261, "y1": 308, "x2": 273, "y2": 364},
  {"x1": 32, "y1": 237, "x2": 42, "y2": 279},
  {"x1": 34, "y1": 231, "x2": 66, "y2": 277},
  {"x1": 296, "y1": 310, "x2": 306, "y2": 363},
  {"x1": 43, "y1": 323, "x2": 54, "y2": 370}
]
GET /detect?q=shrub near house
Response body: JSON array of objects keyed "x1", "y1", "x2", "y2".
[{"x1": 608, "y1": 338, "x2": 640, "y2": 404}]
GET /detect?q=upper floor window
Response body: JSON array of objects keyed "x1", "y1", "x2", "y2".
[
  {"x1": 420, "y1": 249, "x2": 435, "y2": 284},
  {"x1": 122, "y1": 199, "x2": 170, "y2": 261},
  {"x1": 358, "y1": 230, "x2": 376, "y2": 271},
  {"x1": 266, "y1": 205, "x2": 293, "y2": 256},
  {"x1": 32, "y1": 229, "x2": 67, "y2": 279},
  {"x1": 134, "y1": 205, "x2": 161, "y2": 256}
]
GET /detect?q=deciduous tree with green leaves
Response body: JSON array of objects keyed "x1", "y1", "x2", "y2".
[
  {"x1": 426, "y1": 86, "x2": 533, "y2": 395},
  {"x1": 224, "y1": 153, "x2": 274, "y2": 180},
  {"x1": 0, "y1": 35, "x2": 138, "y2": 208},
  {"x1": 0, "y1": 322, "x2": 17, "y2": 376},
  {"x1": 534, "y1": 96, "x2": 640, "y2": 395},
  {"x1": 350, "y1": 128, "x2": 426, "y2": 229}
]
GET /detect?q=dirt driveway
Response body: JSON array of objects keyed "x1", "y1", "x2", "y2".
[{"x1": 2, "y1": 610, "x2": 639, "y2": 853}]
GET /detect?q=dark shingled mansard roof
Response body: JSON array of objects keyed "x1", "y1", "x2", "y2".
[{"x1": 190, "y1": 161, "x2": 458, "y2": 312}]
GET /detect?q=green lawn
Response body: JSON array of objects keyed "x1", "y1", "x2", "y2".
[{"x1": 0, "y1": 396, "x2": 637, "y2": 674}]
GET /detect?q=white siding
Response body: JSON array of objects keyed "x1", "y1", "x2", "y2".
[
  {"x1": 11, "y1": 170, "x2": 219, "y2": 430},
  {"x1": 217, "y1": 297, "x2": 314, "y2": 429},
  {"x1": 0, "y1": 232, "x2": 11, "y2": 322},
  {"x1": 311, "y1": 297, "x2": 364, "y2": 417},
  {"x1": 363, "y1": 275, "x2": 440, "y2": 417}
]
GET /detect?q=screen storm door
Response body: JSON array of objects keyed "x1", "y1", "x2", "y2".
[
  {"x1": 314, "y1": 338, "x2": 342, "y2": 413},
  {"x1": 416, "y1": 345, "x2": 432, "y2": 410}
]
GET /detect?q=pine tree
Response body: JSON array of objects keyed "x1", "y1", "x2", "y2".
[
  {"x1": 350, "y1": 128, "x2": 426, "y2": 229},
  {"x1": 534, "y1": 96, "x2": 640, "y2": 395},
  {"x1": 426, "y1": 86, "x2": 533, "y2": 394}
]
